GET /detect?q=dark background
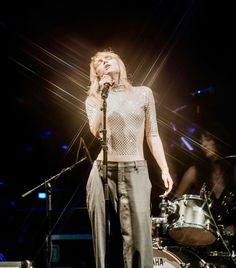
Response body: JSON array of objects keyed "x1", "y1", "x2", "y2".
[{"x1": 0, "y1": 1, "x2": 235, "y2": 266}]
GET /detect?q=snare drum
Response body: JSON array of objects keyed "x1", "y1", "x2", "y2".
[{"x1": 168, "y1": 194, "x2": 217, "y2": 246}]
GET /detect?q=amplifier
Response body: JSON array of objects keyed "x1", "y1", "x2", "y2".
[
  {"x1": 51, "y1": 234, "x2": 94, "y2": 267},
  {"x1": 0, "y1": 261, "x2": 33, "y2": 268}
]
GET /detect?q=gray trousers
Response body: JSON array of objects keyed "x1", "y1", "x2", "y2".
[{"x1": 86, "y1": 160, "x2": 153, "y2": 268}]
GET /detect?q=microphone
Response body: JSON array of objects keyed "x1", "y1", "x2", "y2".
[
  {"x1": 80, "y1": 137, "x2": 93, "y2": 165},
  {"x1": 101, "y1": 82, "x2": 111, "y2": 99}
]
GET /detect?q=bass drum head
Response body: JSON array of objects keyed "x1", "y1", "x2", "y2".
[{"x1": 153, "y1": 246, "x2": 208, "y2": 268}]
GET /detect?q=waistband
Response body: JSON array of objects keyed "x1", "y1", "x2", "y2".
[{"x1": 95, "y1": 160, "x2": 147, "y2": 168}]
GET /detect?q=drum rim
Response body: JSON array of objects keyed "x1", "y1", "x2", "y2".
[
  {"x1": 168, "y1": 223, "x2": 216, "y2": 234},
  {"x1": 152, "y1": 246, "x2": 207, "y2": 266},
  {"x1": 174, "y1": 194, "x2": 202, "y2": 201},
  {"x1": 152, "y1": 247, "x2": 183, "y2": 265}
]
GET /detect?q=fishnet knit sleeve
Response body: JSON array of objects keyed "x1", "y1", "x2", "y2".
[{"x1": 144, "y1": 87, "x2": 158, "y2": 137}]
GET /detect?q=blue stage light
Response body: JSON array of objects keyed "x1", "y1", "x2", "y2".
[
  {"x1": 38, "y1": 192, "x2": 47, "y2": 199},
  {"x1": 181, "y1": 136, "x2": 194, "y2": 151},
  {"x1": 61, "y1": 144, "x2": 69, "y2": 150}
]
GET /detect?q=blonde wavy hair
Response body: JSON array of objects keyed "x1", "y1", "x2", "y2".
[{"x1": 88, "y1": 49, "x2": 132, "y2": 96}]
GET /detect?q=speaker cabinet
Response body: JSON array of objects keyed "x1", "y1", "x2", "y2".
[{"x1": 51, "y1": 234, "x2": 95, "y2": 268}]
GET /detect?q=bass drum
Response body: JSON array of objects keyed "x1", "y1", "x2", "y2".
[{"x1": 153, "y1": 246, "x2": 212, "y2": 268}]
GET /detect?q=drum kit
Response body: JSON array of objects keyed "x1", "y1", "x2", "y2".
[{"x1": 152, "y1": 193, "x2": 236, "y2": 267}]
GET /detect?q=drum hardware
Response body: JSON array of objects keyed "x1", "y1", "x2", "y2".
[
  {"x1": 152, "y1": 198, "x2": 176, "y2": 249},
  {"x1": 210, "y1": 228, "x2": 236, "y2": 266},
  {"x1": 200, "y1": 183, "x2": 214, "y2": 209},
  {"x1": 159, "y1": 197, "x2": 178, "y2": 215},
  {"x1": 152, "y1": 216, "x2": 169, "y2": 248},
  {"x1": 201, "y1": 187, "x2": 236, "y2": 266},
  {"x1": 198, "y1": 221, "x2": 236, "y2": 267},
  {"x1": 152, "y1": 237, "x2": 166, "y2": 251},
  {"x1": 207, "y1": 250, "x2": 232, "y2": 257},
  {"x1": 159, "y1": 197, "x2": 179, "y2": 224},
  {"x1": 200, "y1": 182, "x2": 207, "y2": 200},
  {"x1": 152, "y1": 216, "x2": 167, "y2": 225},
  {"x1": 152, "y1": 197, "x2": 179, "y2": 247},
  {"x1": 219, "y1": 191, "x2": 236, "y2": 223},
  {"x1": 153, "y1": 190, "x2": 236, "y2": 266}
]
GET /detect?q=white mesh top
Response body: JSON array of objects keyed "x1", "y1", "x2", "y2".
[{"x1": 85, "y1": 86, "x2": 158, "y2": 161}]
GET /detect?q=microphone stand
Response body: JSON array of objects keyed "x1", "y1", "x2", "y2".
[
  {"x1": 21, "y1": 157, "x2": 87, "y2": 268},
  {"x1": 101, "y1": 87, "x2": 110, "y2": 268}
]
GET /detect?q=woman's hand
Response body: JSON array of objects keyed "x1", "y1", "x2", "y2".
[{"x1": 161, "y1": 170, "x2": 173, "y2": 197}]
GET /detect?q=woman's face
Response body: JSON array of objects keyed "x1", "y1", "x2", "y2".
[
  {"x1": 93, "y1": 53, "x2": 120, "y2": 77},
  {"x1": 200, "y1": 134, "x2": 218, "y2": 158}
]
